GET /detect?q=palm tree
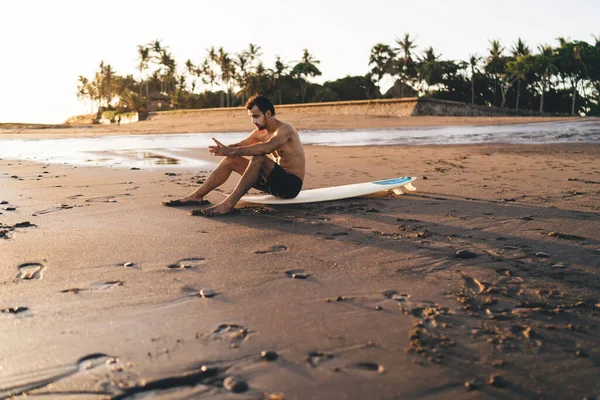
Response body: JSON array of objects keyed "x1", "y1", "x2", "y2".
[
  {"x1": 510, "y1": 38, "x2": 531, "y2": 110},
  {"x1": 136, "y1": 45, "x2": 151, "y2": 102},
  {"x1": 149, "y1": 40, "x2": 169, "y2": 93},
  {"x1": 569, "y1": 44, "x2": 586, "y2": 115},
  {"x1": 290, "y1": 49, "x2": 321, "y2": 103},
  {"x1": 76, "y1": 76, "x2": 94, "y2": 114},
  {"x1": 485, "y1": 40, "x2": 505, "y2": 106},
  {"x1": 199, "y1": 58, "x2": 217, "y2": 93},
  {"x1": 246, "y1": 43, "x2": 262, "y2": 69},
  {"x1": 468, "y1": 54, "x2": 481, "y2": 105},
  {"x1": 532, "y1": 44, "x2": 557, "y2": 112},
  {"x1": 235, "y1": 52, "x2": 250, "y2": 103},
  {"x1": 160, "y1": 51, "x2": 176, "y2": 95},
  {"x1": 394, "y1": 33, "x2": 417, "y2": 97},
  {"x1": 270, "y1": 55, "x2": 289, "y2": 104},
  {"x1": 556, "y1": 39, "x2": 592, "y2": 115},
  {"x1": 368, "y1": 43, "x2": 395, "y2": 90},
  {"x1": 207, "y1": 47, "x2": 227, "y2": 107},
  {"x1": 97, "y1": 61, "x2": 115, "y2": 108},
  {"x1": 238, "y1": 43, "x2": 263, "y2": 104},
  {"x1": 415, "y1": 47, "x2": 442, "y2": 93},
  {"x1": 185, "y1": 59, "x2": 196, "y2": 93},
  {"x1": 215, "y1": 47, "x2": 235, "y2": 107}
]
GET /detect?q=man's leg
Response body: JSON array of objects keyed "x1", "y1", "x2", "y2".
[
  {"x1": 172, "y1": 156, "x2": 249, "y2": 203},
  {"x1": 199, "y1": 155, "x2": 275, "y2": 216}
]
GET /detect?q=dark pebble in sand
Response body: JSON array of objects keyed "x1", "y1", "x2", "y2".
[
  {"x1": 1, "y1": 306, "x2": 29, "y2": 314},
  {"x1": 130, "y1": 167, "x2": 140, "y2": 170},
  {"x1": 488, "y1": 375, "x2": 507, "y2": 388},
  {"x1": 375, "y1": 305, "x2": 382, "y2": 311},
  {"x1": 465, "y1": 381, "x2": 481, "y2": 391},
  {"x1": 223, "y1": 376, "x2": 248, "y2": 393},
  {"x1": 4, "y1": 207, "x2": 16, "y2": 211},
  {"x1": 535, "y1": 252, "x2": 550, "y2": 258},
  {"x1": 422, "y1": 176, "x2": 428, "y2": 180},
  {"x1": 200, "y1": 288, "x2": 215, "y2": 298},
  {"x1": 455, "y1": 250, "x2": 477, "y2": 259},
  {"x1": 0, "y1": 201, "x2": 7, "y2": 205},
  {"x1": 521, "y1": 216, "x2": 534, "y2": 220},
  {"x1": 164, "y1": 172, "x2": 177, "y2": 176},
  {"x1": 285, "y1": 269, "x2": 308, "y2": 279},
  {"x1": 14, "y1": 221, "x2": 35, "y2": 228},
  {"x1": 261, "y1": 350, "x2": 278, "y2": 361},
  {"x1": 347, "y1": 362, "x2": 384, "y2": 373},
  {"x1": 576, "y1": 349, "x2": 589, "y2": 358}
]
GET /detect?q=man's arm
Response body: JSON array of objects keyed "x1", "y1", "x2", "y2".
[
  {"x1": 228, "y1": 130, "x2": 261, "y2": 148},
  {"x1": 234, "y1": 128, "x2": 292, "y2": 156}
]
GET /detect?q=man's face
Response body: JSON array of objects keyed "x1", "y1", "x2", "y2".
[{"x1": 248, "y1": 106, "x2": 268, "y2": 130}]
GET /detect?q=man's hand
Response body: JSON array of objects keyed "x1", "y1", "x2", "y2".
[{"x1": 209, "y1": 138, "x2": 237, "y2": 157}]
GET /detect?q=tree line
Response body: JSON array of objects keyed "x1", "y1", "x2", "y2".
[{"x1": 76, "y1": 35, "x2": 600, "y2": 118}]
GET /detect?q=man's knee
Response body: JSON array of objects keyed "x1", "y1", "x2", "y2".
[
  {"x1": 222, "y1": 155, "x2": 243, "y2": 166},
  {"x1": 250, "y1": 155, "x2": 266, "y2": 164}
]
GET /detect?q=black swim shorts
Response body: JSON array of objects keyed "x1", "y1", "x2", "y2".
[{"x1": 253, "y1": 163, "x2": 303, "y2": 199}]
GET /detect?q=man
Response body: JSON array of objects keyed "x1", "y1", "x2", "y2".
[{"x1": 163, "y1": 95, "x2": 305, "y2": 216}]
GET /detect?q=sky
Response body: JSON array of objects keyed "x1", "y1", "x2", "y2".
[{"x1": 1, "y1": 0, "x2": 599, "y2": 124}]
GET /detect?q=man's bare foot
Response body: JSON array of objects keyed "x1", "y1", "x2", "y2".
[
  {"x1": 191, "y1": 201, "x2": 237, "y2": 217},
  {"x1": 162, "y1": 196, "x2": 210, "y2": 207}
]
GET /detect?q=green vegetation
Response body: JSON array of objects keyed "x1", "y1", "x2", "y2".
[{"x1": 76, "y1": 35, "x2": 600, "y2": 117}]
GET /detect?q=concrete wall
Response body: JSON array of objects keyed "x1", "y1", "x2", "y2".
[
  {"x1": 147, "y1": 97, "x2": 552, "y2": 121},
  {"x1": 96, "y1": 112, "x2": 139, "y2": 125}
]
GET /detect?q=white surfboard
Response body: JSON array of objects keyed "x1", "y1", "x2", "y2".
[{"x1": 240, "y1": 177, "x2": 417, "y2": 205}]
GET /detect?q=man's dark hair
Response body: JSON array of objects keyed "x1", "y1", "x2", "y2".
[{"x1": 245, "y1": 94, "x2": 275, "y2": 116}]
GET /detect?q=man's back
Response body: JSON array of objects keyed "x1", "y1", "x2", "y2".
[{"x1": 263, "y1": 121, "x2": 305, "y2": 181}]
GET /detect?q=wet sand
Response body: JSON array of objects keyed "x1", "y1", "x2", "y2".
[{"x1": 1, "y1": 119, "x2": 600, "y2": 399}]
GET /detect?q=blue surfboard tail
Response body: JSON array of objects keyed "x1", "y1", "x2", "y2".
[{"x1": 373, "y1": 177, "x2": 412, "y2": 185}]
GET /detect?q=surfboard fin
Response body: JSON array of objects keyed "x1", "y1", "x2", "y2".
[
  {"x1": 392, "y1": 188, "x2": 404, "y2": 195},
  {"x1": 403, "y1": 183, "x2": 417, "y2": 192}
]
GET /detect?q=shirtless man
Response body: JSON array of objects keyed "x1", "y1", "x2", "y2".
[{"x1": 163, "y1": 95, "x2": 305, "y2": 216}]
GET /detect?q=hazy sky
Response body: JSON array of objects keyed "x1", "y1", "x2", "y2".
[{"x1": 1, "y1": 0, "x2": 599, "y2": 123}]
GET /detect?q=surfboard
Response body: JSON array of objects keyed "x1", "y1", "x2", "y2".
[{"x1": 240, "y1": 177, "x2": 417, "y2": 205}]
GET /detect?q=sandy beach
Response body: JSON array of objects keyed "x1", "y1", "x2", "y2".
[{"x1": 1, "y1": 115, "x2": 600, "y2": 399}]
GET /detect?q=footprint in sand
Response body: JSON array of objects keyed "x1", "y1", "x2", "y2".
[
  {"x1": 346, "y1": 362, "x2": 385, "y2": 374},
  {"x1": 61, "y1": 280, "x2": 124, "y2": 294},
  {"x1": 201, "y1": 324, "x2": 249, "y2": 347},
  {"x1": 305, "y1": 351, "x2": 334, "y2": 368},
  {"x1": 16, "y1": 262, "x2": 45, "y2": 280},
  {"x1": 85, "y1": 195, "x2": 129, "y2": 203},
  {"x1": 254, "y1": 245, "x2": 288, "y2": 255},
  {"x1": 1, "y1": 306, "x2": 29, "y2": 315},
  {"x1": 32, "y1": 204, "x2": 73, "y2": 216},
  {"x1": 167, "y1": 257, "x2": 207, "y2": 269}
]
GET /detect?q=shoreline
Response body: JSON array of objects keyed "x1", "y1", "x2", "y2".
[{"x1": 0, "y1": 115, "x2": 585, "y2": 140}]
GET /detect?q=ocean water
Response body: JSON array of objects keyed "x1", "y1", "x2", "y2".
[{"x1": 0, "y1": 119, "x2": 597, "y2": 169}]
